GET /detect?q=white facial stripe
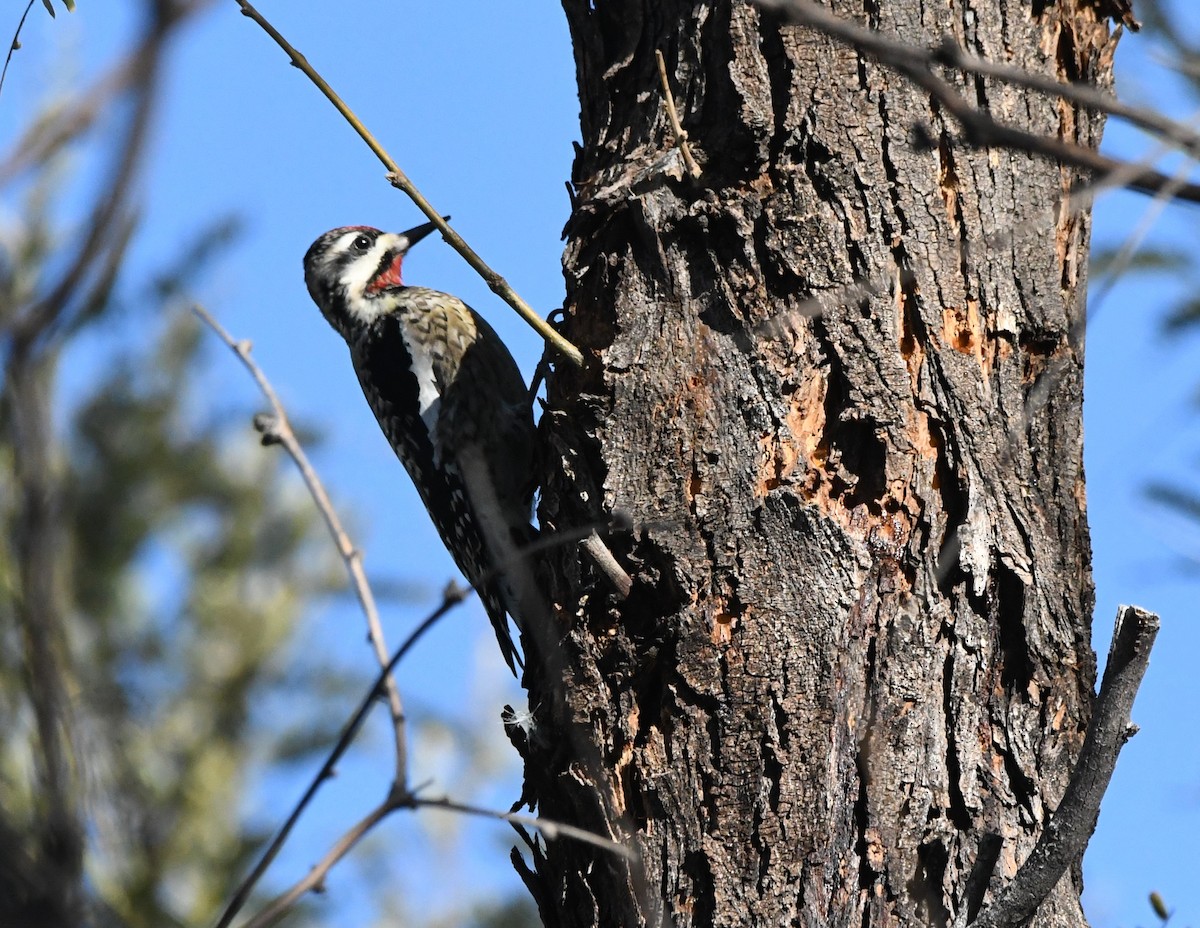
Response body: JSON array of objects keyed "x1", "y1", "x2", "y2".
[
  {"x1": 329, "y1": 229, "x2": 440, "y2": 441},
  {"x1": 339, "y1": 232, "x2": 406, "y2": 323}
]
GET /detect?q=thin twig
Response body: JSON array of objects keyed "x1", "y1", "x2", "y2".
[
  {"x1": 227, "y1": 575, "x2": 632, "y2": 928},
  {"x1": 237, "y1": 784, "x2": 637, "y2": 928},
  {"x1": 212, "y1": 582, "x2": 467, "y2": 928},
  {"x1": 232, "y1": 0, "x2": 585, "y2": 368},
  {"x1": 215, "y1": 512, "x2": 646, "y2": 927},
  {"x1": 581, "y1": 530, "x2": 633, "y2": 598},
  {"x1": 239, "y1": 798, "x2": 397, "y2": 928},
  {"x1": 755, "y1": 0, "x2": 1200, "y2": 204},
  {"x1": 0, "y1": 1, "x2": 36, "y2": 103},
  {"x1": 969, "y1": 605, "x2": 1160, "y2": 928},
  {"x1": 477, "y1": 514, "x2": 638, "y2": 620},
  {"x1": 190, "y1": 304, "x2": 408, "y2": 777},
  {"x1": 654, "y1": 49, "x2": 701, "y2": 179},
  {"x1": 931, "y1": 37, "x2": 1200, "y2": 157},
  {"x1": 412, "y1": 795, "x2": 637, "y2": 860}
]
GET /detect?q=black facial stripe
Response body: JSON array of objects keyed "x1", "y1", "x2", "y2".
[{"x1": 368, "y1": 242, "x2": 397, "y2": 288}]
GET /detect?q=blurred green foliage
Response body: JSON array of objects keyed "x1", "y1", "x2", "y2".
[
  {"x1": 0, "y1": 4, "x2": 539, "y2": 928},
  {"x1": 0, "y1": 164, "x2": 346, "y2": 928},
  {"x1": 1120, "y1": 0, "x2": 1200, "y2": 568},
  {"x1": 0, "y1": 4, "x2": 346, "y2": 924}
]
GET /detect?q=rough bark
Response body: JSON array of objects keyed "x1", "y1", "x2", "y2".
[{"x1": 519, "y1": 2, "x2": 1120, "y2": 926}]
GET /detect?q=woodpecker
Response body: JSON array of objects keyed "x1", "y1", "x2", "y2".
[{"x1": 303, "y1": 220, "x2": 536, "y2": 672}]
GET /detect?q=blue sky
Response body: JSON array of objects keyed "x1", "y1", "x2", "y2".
[{"x1": 5, "y1": 2, "x2": 1199, "y2": 926}]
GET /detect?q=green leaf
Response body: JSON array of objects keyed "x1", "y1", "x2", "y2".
[
  {"x1": 41, "y1": 0, "x2": 55, "y2": 18},
  {"x1": 62, "y1": 0, "x2": 76, "y2": 11}
]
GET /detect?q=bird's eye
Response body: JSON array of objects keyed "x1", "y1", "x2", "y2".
[{"x1": 352, "y1": 233, "x2": 372, "y2": 252}]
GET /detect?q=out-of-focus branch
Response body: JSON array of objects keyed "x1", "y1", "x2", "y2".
[
  {"x1": 213, "y1": 581, "x2": 467, "y2": 928},
  {"x1": 6, "y1": 1, "x2": 216, "y2": 356},
  {"x1": 218, "y1": 510, "x2": 650, "y2": 928},
  {"x1": 1, "y1": 1, "x2": 218, "y2": 185},
  {"x1": 191, "y1": 303, "x2": 410, "y2": 781},
  {"x1": 0, "y1": 8, "x2": 215, "y2": 924},
  {"x1": 231, "y1": 0, "x2": 585, "y2": 368},
  {"x1": 3, "y1": 349, "x2": 83, "y2": 927},
  {"x1": 755, "y1": 0, "x2": 1200, "y2": 204},
  {"x1": 235, "y1": 785, "x2": 636, "y2": 928},
  {"x1": 929, "y1": 38, "x2": 1199, "y2": 156}
]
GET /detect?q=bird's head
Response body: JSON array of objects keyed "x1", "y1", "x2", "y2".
[{"x1": 303, "y1": 219, "x2": 442, "y2": 336}]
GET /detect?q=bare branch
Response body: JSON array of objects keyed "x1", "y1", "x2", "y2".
[
  {"x1": 231, "y1": 0, "x2": 585, "y2": 368},
  {"x1": 930, "y1": 37, "x2": 1200, "y2": 157},
  {"x1": 412, "y1": 795, "x2": 637, "y2": 861},
  {"x1": 223, "y1": 564, "x2": 637, "y2": 928},
  {"x1": 190, "y1": 304, "x2": 409, "y2": 776},
  {"x1": 213, "y1": 492, "x2": 654, "y2": 926},
  {"x1": 238, "y1": 799, "x2": 397, "y2": 928},
  {"x1": 1, "y1": 32, "x2": 151, "y2": 183},
  {"x1": 654, "y1": 49, "x2": 701, "y2": 179},
  {"x1": 234, "y1": 779, "x2": 638, "y2": 928},
  {"x1": 0, "y1": 1, "x2": 38, "y2": 103},
  {"x1": 213, "y1": 582, "x2": 468, "y2": 928},
  {"x1": 969, "y1": 605, "x2": 1160, "y2": 928},
  {"x1": 580, "y1": 530, "x2": 633, "y2": 599},
  {"x1": 754, "y1": 0, "x2": 1200, "y2": 204},
  {"x1": 9, "y1": 25, "x2": 153, "y2": 352}
]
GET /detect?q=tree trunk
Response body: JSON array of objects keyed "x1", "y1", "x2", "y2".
[{"x1": 521, "y1": 2, "x2": 1119, "y2": 926}]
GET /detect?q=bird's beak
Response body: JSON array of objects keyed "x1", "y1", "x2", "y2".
[{"x1": 398, "y1": 215, "x2": 450, "y2": 252}]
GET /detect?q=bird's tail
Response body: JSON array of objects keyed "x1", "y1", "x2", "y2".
[{"x1": 457, "y1": 447, "x2": 541, "y2": 676}]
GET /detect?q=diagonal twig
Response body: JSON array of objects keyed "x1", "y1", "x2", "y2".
[
  {"x1": 213, "y1": 495, "x2": 648, "y2": 927},
  {"x1": 237, "y1": 785, "x2": 636, "y2": 928},
  {"x1": 237, "y1": 798, "x2": 395, "y2": 928},
  {"x1": 224, "y1": 553, "x2": 638, "y2": 928},
  {"x1": 191, "y1": 303, "x2": 409, "y2": 778},
  {"x1": 929, "y1": 37, "x2": 1200, "y2": 157},
  {"x1": 0, "y1": 1, "x2": 37, "y2": 103},
  {"x1": 654, "y1": 49, "x2": 701, "y2": 179},
  {"x1": 213, "y1": 582, "x2": 467, "y2": 928},
  {"x1": 412, "y1": 794, "x2": 636, "y2": 859},
  {"x1": 755, "y1": 0, "x2": 1200, "y2": 204},
  {"x1": 231, "y1": 0, "x2": 584, "y2": 368}
]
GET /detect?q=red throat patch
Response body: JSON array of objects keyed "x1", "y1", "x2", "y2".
[{"x1": 366, "y1": 254, "x2": 404, "y2": 293}]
